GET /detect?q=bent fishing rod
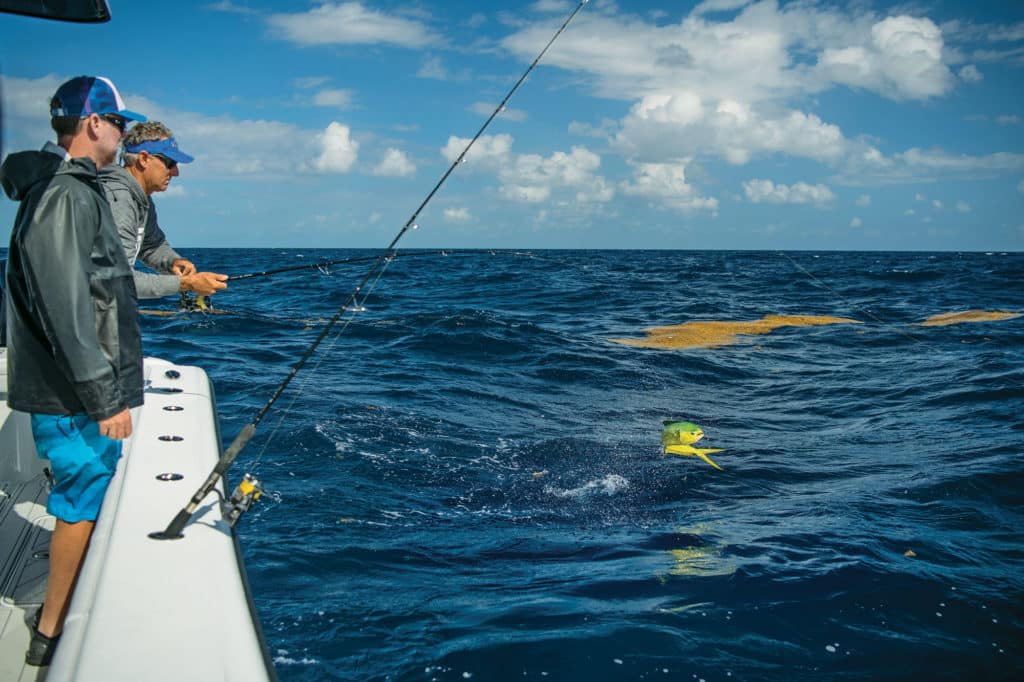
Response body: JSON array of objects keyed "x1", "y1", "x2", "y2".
[{"x1": 154, "y1": 0, "x2": 590, "y2": 539}]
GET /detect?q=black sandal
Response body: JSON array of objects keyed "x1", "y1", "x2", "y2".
[{"x1": 25, "y1": 605, "x2": 61, "y2": 667}]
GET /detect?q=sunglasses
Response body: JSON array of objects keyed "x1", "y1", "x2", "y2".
[
  {"x1": 151, "y1": 154, "x2": 178, "y2": 170},
  {"x1": 100, "y1": 114, "x2": 128, "y2": 134}
]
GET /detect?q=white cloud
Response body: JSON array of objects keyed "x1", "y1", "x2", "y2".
[
  {"x1": 501, "y1": 3, "x2": 982, "y2": 190},
  {"x1": 268, "y1": 2, "x2": 440, "y2": 48},
  {"x1": 621, "y1": 160, "x2": 718, "y2": 212},
  {"x1": 897, "y1": 148, "x2": 1024, "y2": 173},
  {"x1": 693, "y1": 0, "x2": 753, "y2": 16},
  {"x1": 815, "y1": 16, "x2": 954, "y2": 100},
  {"x1": 293, "y1": 76, "x2": 331, "y2": 90},
  {"x1": 932, "y1": 199, "x2": 944, "y2": 209},
  {"x1": 905, "y1": 209, "x2": 916, "y2": 216},
  {"x1": 959, "y1": 64, "x2": 983, "y2": 82},
  {"x1": 856, "y1": 194, "x2": 871, "y2": 206},
  {"x1": 530, "y1": 0, "x2": 572, "y2": 13},
  {"x1": 850, "y1": 217, "x2": 862, "y2": 227},
  {"x1": 206, "y1": 1, "x2": 257, "y2": 15},
  {"x1": 471, "y1": 101, "x2": 527, "y2": 122},
  {"x1": 441, "y1": 135, "x2": 611, "y2": 206},
  {"x1": 956, "y1": 200, "x2": 971, "y2": 213},
  {"x1": 500, "y1": 146, "x2": 612, "y2": 204},
  {"x1": 505, "y1": 5, "x2": 955, "y2": 105},
  {"x1": 996, "y1": 115, "x2": 1021, "y2": 126},
  {"x1": 443, "y1": 207, "x2": 472, "y2": 223},
  {"x1": 615, "y1": 94, "x2": 847, "y2": 165},
  {"x1": 314, "y1": 122, "x2": 359, "y2": 173},
  {"x1": 0, "y1": 74, "x2": 66, "y2": 148},
  {"x1": 417, "y1": 56, "x2": 448, "y2": 80},
  {"x1": 1019, "y1": 180, "x2": 1024, "y2": 194},
  {"x1": 372, "y1": 148, "x2": 415, "y2": 177},
  {"x1": 915, "y1": 192, "x2": 927, "y2": 201},
  {"x1": 743, "y1": 179, "x2": 835, "y2": 205},
  {"x1": 442, "y1": 134, "x2": 514, "y2": 166},
  {"x1": 312, "y1": 89, "x2": 354, "y2": 108}
]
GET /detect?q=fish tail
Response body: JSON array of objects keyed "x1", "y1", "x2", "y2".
[{"x1": 695, "y1": 450, "x2": 724, "y2": 470}]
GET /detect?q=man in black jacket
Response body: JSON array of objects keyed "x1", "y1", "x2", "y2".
[{"x1": 0, "y1": 75, "x2": 145, "y2": 666}]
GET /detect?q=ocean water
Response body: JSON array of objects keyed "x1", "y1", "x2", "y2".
[{"x1": 137, "y1": 249, "x2": 1023, "y2": 682}]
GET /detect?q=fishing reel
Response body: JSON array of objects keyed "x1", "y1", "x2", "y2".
[
  {"x1": 223, "y1": 473, "x2": 263, "y2": 528},
  {"x1": 178, "y1": 291, "x2": 213, "y2": 313}
]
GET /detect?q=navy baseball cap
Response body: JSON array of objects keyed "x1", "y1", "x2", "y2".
[
  {"x1": 123, "y1": 137, "x2": 194, "y2": 164},
  {"x1": 50, "y1": 76, "x2": 146, "y2": 121}
]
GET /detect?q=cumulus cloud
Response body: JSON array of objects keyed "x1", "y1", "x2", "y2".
[
  {"x1": 0, "y1": 74, "x2": 66, "y2": 147},
  {"x1": 743, "y1": 179, "x2": 835, "y2": 205},
  {"x1": 268, "y1": 2, "x2": 440, "y2": 48},
  {"x1": 442, "y1": 133, "x2": 514, "y2": 166},
  {"x1": 500, "y1": 147, "x2": 612, "y2": 204},
  {"x1": 372, "y1": 148, "x2": 415, "y2": 177},
  {"x1": 443, "y1": 207, "x2": 473, "y2": 223},
  {"x1": 502, "y1": 2, "x2": 979, "y2": 189},
  {"x1": 440, "y1": 135, "x2": 611, "y2": 206},
  {"x1": 504, "y1": 5, "x2": 955, "y2": 105},
  {"x1": 314, "y1": 122, "x2": 359, "y2": 173},
  {"x1": 856, "y1": 194, "x2": 871, "y2": 206},
  {"x1": 996, "y1": 115, "x2": 1021, "y2": 126},
  {"x1": 815, "y1": 16, "x2": 954, "y2": 100},
  {"x1": 956, "y1": 200, "x2": 971, "y2": 213},
  {"x1": 615, "y1": 93, "x2": 847, "y2": 165},
  {"x1": 621, "y1": 160, "x2": 718, "y2": 212},
  {"x1": 850, "y1": 217, "x2": 862, "y2": 227}
]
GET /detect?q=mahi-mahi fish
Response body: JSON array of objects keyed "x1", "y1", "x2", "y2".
[{"x1": 662, "y1": 420, "x2": 725, "y2": 470}]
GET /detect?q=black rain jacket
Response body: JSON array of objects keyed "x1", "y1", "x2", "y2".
[{"x1": 1, "y1": 148, "x2": 143, "y2": 420}]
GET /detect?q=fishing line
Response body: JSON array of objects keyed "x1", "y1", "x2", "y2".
[
  {"x1": 778, "y1": 252, "x2": 936, "y2": 349},
  {"x1": 227, "y1": 248, "x2": 540, "y2": 282},
  {"x1": 154, "y1": 0, "x2": 591, "y2": 539}
]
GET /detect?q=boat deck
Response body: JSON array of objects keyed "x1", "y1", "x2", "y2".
[
  {"x1": 0, "y1": 352, "x2": 273, "y2": 681},
  {"x1": 0, "y1": 352, "x2": 51, "y2": 681}
]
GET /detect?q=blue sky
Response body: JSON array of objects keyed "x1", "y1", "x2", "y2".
[{"x1": 1, "y1": 0, "x2": 1023, "y2": 250}]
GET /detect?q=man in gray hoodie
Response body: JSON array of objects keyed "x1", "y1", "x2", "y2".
[
  {"x1": 1, "y1": 75, "x2": 145, "y2": 666},
  {"x1": 99, "y1": 120, "x2": 227, "y2": 299}
]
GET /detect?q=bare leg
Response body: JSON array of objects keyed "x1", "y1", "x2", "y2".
[{"x1": 36, "y1": 519, "x2": 94, "y2": 638}]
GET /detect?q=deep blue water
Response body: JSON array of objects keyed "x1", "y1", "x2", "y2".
[{"x1": 138, "y1": 249, "x2": 1023, "y2": 682}]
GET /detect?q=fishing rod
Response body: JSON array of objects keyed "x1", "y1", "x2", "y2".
[{"x1": 153, "y1": 0, "x2": 591, "y2": 539}]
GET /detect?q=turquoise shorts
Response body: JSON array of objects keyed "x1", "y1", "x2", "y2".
[{"x1": 31, "y1": 414, "x2": 122, "y2": 523}]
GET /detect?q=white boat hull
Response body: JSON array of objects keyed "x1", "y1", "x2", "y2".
[{"x1": 0, "y1": 352, "x2": 274, "y2": 680}]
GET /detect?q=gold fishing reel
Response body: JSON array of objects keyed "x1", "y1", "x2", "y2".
[{"x1": 223, "y1": 473, "x2": 263, "y2": 528}]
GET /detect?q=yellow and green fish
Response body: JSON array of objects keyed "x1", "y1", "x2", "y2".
[{"x1": 662, "y1": 420, "x2": 725, "y2": 470}]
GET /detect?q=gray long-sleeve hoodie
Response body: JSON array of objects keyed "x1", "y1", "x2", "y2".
[{"x1": 98, "y1": 164, "x2": 183, "y2": 298}]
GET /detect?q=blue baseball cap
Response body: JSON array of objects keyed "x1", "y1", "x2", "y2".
[
  {"x1": 50, "y1": 76, "x2": 146, "y2": 121},
  {"x1": 123, "y1": 137, "x2": 194, "y2": 164}
]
